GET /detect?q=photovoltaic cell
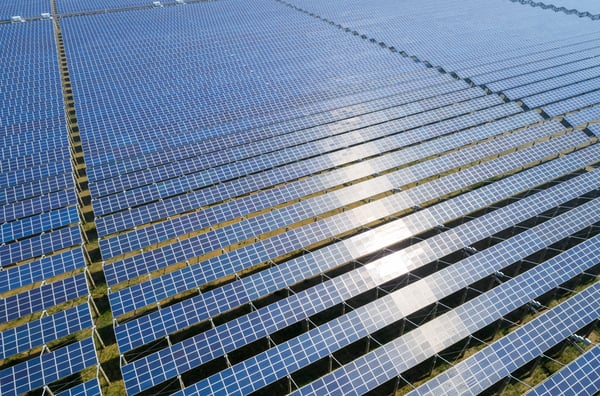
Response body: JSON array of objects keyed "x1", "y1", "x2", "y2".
[
  {"x1": 55, "y1": 378, "x2": 102, "y2": 396},
  {"x1": 408, "y1": 283, "x2": 600, "y2": 396},
  {"x1": 0, "y1": 337, "x2": 97, "y2": 396},
  {"x1": 0, "y1": 273, "x2": 88, "y2": 323},
  {"x1": 0, "y1": 247, "x2": 85, "y2": 293},
  {"x1": 104, "y1": 130, "x2": 589, "y2": 287},
  {"x1": 525, "y1": 345, "x2": 600, "y2": 396},
  {"x1": 0, "y1": 303, "x2": 92, "y2": 359},
  {"x1": 114, "y1": 166, "x2": 600, "y2": 353},
  {"x1": 109, "y1": 139, "x2": 600, "y2": 319},
  {"x1": 173, "y1": 211, "x2": 600, "y2": 396}
]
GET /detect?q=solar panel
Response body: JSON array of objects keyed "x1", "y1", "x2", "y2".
[
  {"x1": 99, "y1": 109, "x2": 539, "y2": 260},
  {"x1": 96, "y1": 101, "x2": 525, "y2": 237},
  {"x1": 92, "y1": 82, "x2": 480, "y2": 199},
  {"x1": 0, "y1": 248, "x2": 85, "y2": 292},
  {"x1": 104, "y1": 130, "x2": 589, "y2": 287},
  {"x1": 109, "y1": 140, "x2": 600, "y2": 319},
  {"x1": 0, "y1": 205, "x2": 79, "y2": 244},
  {"x1": 0, "y1": 188, "x2": 77, "y2": 224},
  {"x1": 0, "y1": 337, "x2": 98, "y2": 396},
  {"x1": 55, "y1": 378, "x2": 102, "y2": 396},
  {"x1": 8, "y1": 0, "x2": 596, "y2": 394},
  {"x1": 0, "y1": 0, "x2": 51, "y2": 20},
  {"x1": 0, "y1": 224, "x2": 81, "y2": 266},
  {"x1": 522, "y1": 76, "x2": 600, "y2": 109},
  {"x1": 525, "y1": 345, "x2": 600, "y2": 396},
  {"x1": 408, "y1": 283, "x2": 600, "y2": 396},
  {"x1": 468, "y1": 41, "x2": 600, "y2": 86},
  {"x1": 0, "y1": 272, "x2": 89, "y2": 323},
  {"x1": 0, "y1": 303, "x2": 92, "y2": 359},
  {"x1": 565, "y1": 104, "x2": 600, "y2": 127},
  {"x1": 122, "y1": 199, "x2": 600, "y2": 394},
  {"x1": 87, "y1": 72, "x2": 458, "y2": 185},
  {"x1": 92, "y1": 94, "x2": 504, "y2": 218},
  {"x1": 173, "y1": 229, "x2": 600, "y2": 394},
  {"x1": 114, "y1": 165, "x2": 600, "y2": 353}
]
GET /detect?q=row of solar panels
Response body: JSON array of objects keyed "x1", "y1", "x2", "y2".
[
  {"x1": 0, "y1": 17, "x2": 101, "y2": 396},
  {"x1": 50, "y1": 0, "x2": 600, "y2": 394}
]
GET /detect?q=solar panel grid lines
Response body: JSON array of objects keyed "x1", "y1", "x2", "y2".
[
  {"x1": 102, "y1": 116, "x2": 564, "y2": 269},
  {"x1": 525, "y1": 344, "x2": 600, "y2": 396},
  {"x1": 99, "y1": 109, "x2": 542, "y2": 260},
  {"x1": 502, "y1": 65, "x2": 600, "y2": 101},
  {"x1": 0, "y1": 248, "x2": 85, "y2": 293},
  {"x1": 0, "y1": 188, "x2": 77, "y2": 224},
  {"x1": 170, "y1": 205, "x2": 600, "y2": 396},
  {"x1": 467, "y1": 40, "x2": 600, "y2": 86},
  {"x1": 0, "y1": 337, "x2": 98, "y2": 396},
  {"x1": 522, "y1": 76, "x2": 600, "y2": 109},
  {"x1": 588, "y1": 124, "x2": 600, "y2": 137},
  {"x1": 91, "y1": 94, "x2": 505, "y2": 218},
  {"x1": 85, "y1": 72, "x2": 461, "y2": 183},
  {"x1": 103, "y1": 129, "x2": 590, "y2": 287},
  {"x1": 90, "y1": 83, "x2": 483, "y2": 199},
  {"x1": 458, "y1": 30, "x2": 600, "y2": 80},
  {"x1": 408, "y1": 283, "x2": 600, "y2": 396},
  {"x1": 81, "y1": 66, "x2": 447, "y2": 170},
  {"x1": 0, "y1": 159, "x2": 72, "y2": 191},
  {"x1": 0, "y1": 224, "x2": 82, "y2": 267},
  {"x1": 565, "y1": 104, "x2": 600, "y2": 127},
  {"x1": 84, "y1": 69, "x2": 456, "y2": 182},
  {"x1": 0, "y1": 303, "x2": 93, "y2": 359},
  {"x1": 542, "y1": 89, "x2": 600, "y2": 117},
  {"x1": 114, "y1": 167, "x2": 600, "y2": 355},
  {"x1": 0, "y1": 205, "x2": 80, "y2": 244},
  {"x1": 95, "y1": 101, "x2": 527, "y2": 237},
  {"x1": 0, "y1": 272, "x2": 89, "y2": 323},
  {"x1": 0, "y1": 172, "x2": 75, "y2": 206},
  {"x1": 55, "y1": 378, "x2": 103, "y2": 396},
  {"x1": 485, "y1": 55, "x2": 600, "y2": 94},
  {"x1": 0, "y1": 147, "x2": 71, "y2": 175},
  {"x1": 108, "y1": 140, "x2": 600, "y2": 321}
]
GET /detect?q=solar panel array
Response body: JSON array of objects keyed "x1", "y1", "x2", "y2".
[
  {"x1": 0, "y1": 12, "x2": 100, "y2": 396},
  {"x1": 3, "y1": 0, "x2": 600, "y2": 395}
]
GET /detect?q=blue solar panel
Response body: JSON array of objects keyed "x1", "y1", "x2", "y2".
[
  {"x1": 0, "y1": 0, "x2": 51, "y2": 21},
  {"x1": 57, "y1": 0, "x2": 164, "y2": 14},
  {"x1": 542, "y1": 89, "x2": 600, "y2": 117},
  {"x1": 0, "y1": 224, "x2": 81, "y2": 266},
  {"x1": 109, "y1": 137, "x2": 600, "y2": 319},
  {"x1": 565, "y1": 104, "x2": 600, "y2": 127},
  {"x1": 525, "y1": 345, "x2": 600, "y2": 396},
  {"x1": 92, "y1": 82, "x2": 479, "y2": 199},
  {"x1": 0, "y1": 188, "x2": 77, "y2": 223},
  {"x1": 172, "y1": 215, "x2": 600, "y2": 396},
  {"x1": 0, "y1": 273, "x2": 88, "y2": 322},
  {"x1": 115, "y1": 167, "x2": 600, "y2": 355},
  {"x1": 0, "y1": 248, "x2": 85, "y2": 292},
  {"x1": 0, "y1": 303, "x2": 92, "y2": 359},
  {"x1": 0, "y1": 337, "x2": 98, "y2": 396},
  {"x1": 100, "y1": 109, "x2": 539, "y2": 260},
  {"x1": 468, "y1": 40, "x2": 600, "y2": 86},
  {"x1": 92, "y1": 94, "x2": 504, "y2": 218},
  {"x1": 104, "y1": 129, "x2": 589, "y2": 287},
  {"x1": 408, "y1": 283, "x2": 600, "y2": 396},
  {"x1": 0, "y1": 172, "x2": 74, "y2": 205},
  {"x1": 55, "y1": 378, "x2": 102, "y2": 396},
  {"x1": 0, "y1": 205, "x2": 79, "y2": 244},
  {"x1": 523, "y1": 76, "x2": 600, "y2": 109},
  {"x1": 87, "y1": 72, "x2": 459, "y2": 185},
  {"x1": 96, "y1": 101, "x2": 524, "y2": 237}
]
